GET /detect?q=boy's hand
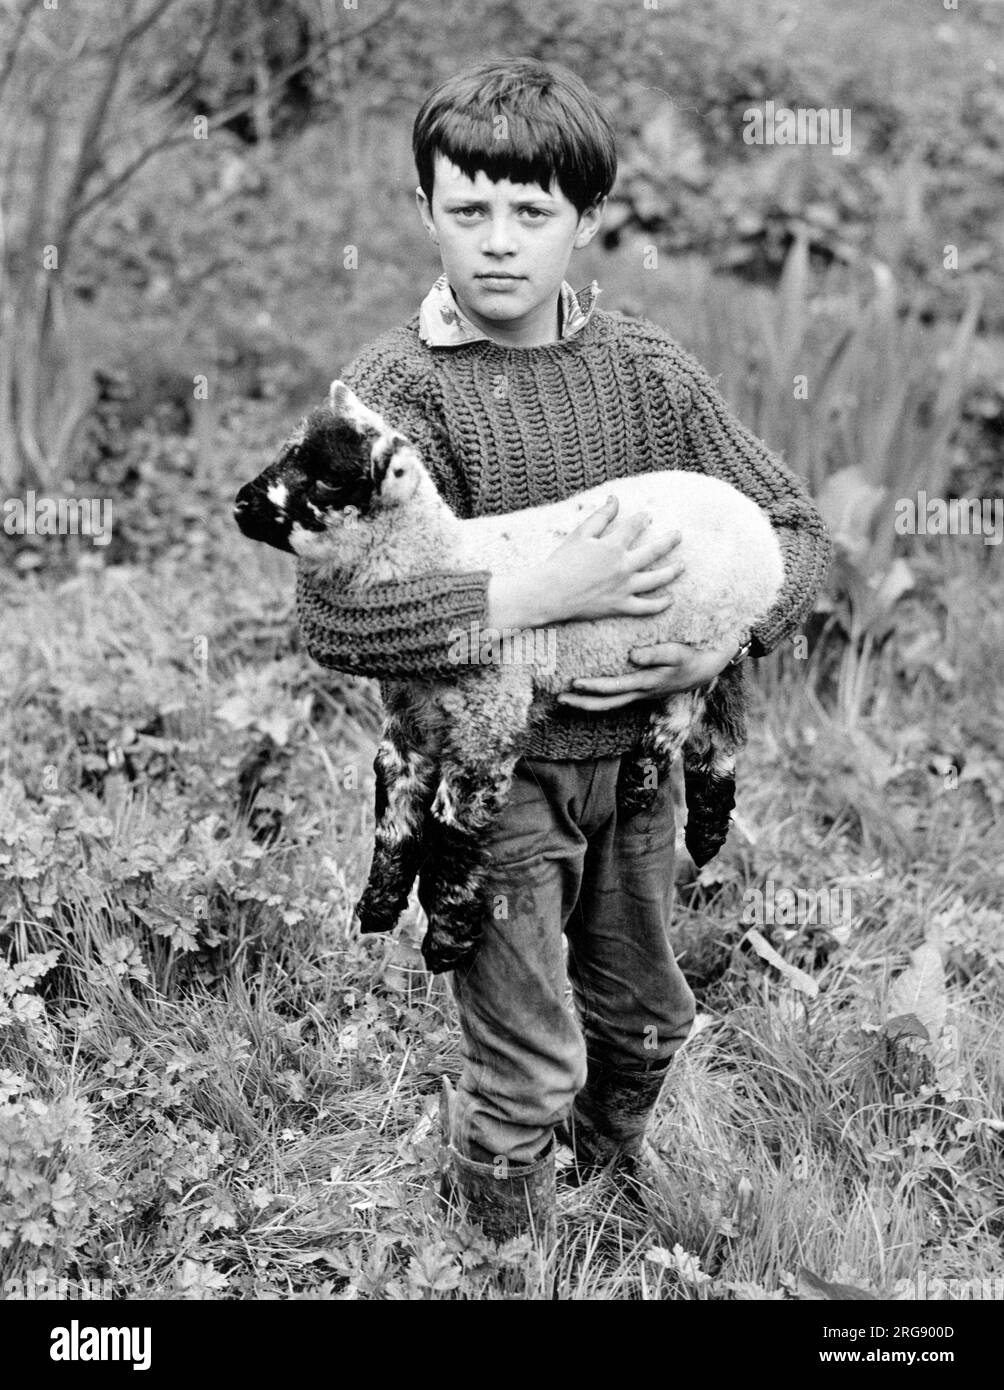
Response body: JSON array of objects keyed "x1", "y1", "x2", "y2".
[
  {"x1": 556, "y1": 639, "x2": 740, "y2": 711},
  {"x1": 540, "y1": 495, "x2": 684, "y2": 623}
]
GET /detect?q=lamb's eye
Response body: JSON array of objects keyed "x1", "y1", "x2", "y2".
[{"x1": 313, "y1": 479, "x2": 339, "y2": 501}]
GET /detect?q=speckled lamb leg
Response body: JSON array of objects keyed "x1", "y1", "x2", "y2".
[
  {"x1": 420, "y1": 747, "x2": 524, "y2": 973},
  {"x1": 354, "y1": 722, "x2": 437, "y2": 935},
  {"x1": 681, "y1": 667, "x2": 747, "y2": 867},
  {"x1": 681, "y1": 737, "x2": 736, "y2": 867},
  {"x1": 616, "y1": 691, "x2": 702, "y2": 820},
  {"x1": 418, "y1": 670, "x2": 536, "y2": 972},
  {"x1": 615, "y1": 738, "x2": 672, "y2": 819}
]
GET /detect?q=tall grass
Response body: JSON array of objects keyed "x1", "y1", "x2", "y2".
[
  {"x1": 2, "y1": 247, "x2": 1000, "y2": 1299},
  {"x1": 579, "y1": 234, "x2": 985, "y2": 724}
]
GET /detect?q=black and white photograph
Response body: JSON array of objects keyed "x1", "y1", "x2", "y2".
[{"x1": 0, "y1": 0, "x2": 1001, "y2": 1342}]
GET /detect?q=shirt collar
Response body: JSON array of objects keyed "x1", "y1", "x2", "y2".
[{"x1": 418, "y1": 273, "x2": 601, "y2": 347}]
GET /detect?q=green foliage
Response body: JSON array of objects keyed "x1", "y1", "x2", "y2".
[
  {"x1": 2, "y1": 0, "x2": 1002, "y2": 1302},
  {"x1": 2, "y1": 475, "x2": 1002, "y2": 1297},
  {"x1": 0, "y1": 1064, "x2": 122, "y2": 1287},
  {"x1": 581, "y1": 230, "x2": 989, "y2": 718}
]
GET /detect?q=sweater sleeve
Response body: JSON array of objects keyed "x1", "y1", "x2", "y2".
[
  {"x1": 294, "y1": 330, "x2": 492, "y2": 679},
  {"x1": 649, "y1": 343, "x2": 833, "y2": 657}
]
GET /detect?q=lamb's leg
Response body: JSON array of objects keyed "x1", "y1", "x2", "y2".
[
  {"x1": 616, "y1": 736, "x2": 670, "y2": 819},
  {"x1": 354, "y1": 726, "x2": 437, "y2": 935},
  {"x1": 681, "y1": 735, "x2": 736, "y2": 867},
  {"x1": 681, "y1": 667, "x2": 747, "y2": 867},
  {"x1": 420, "y1": 747, "x2": 523, "y2": 973},
  {"x1": 616, "y1": 691, "x2": 702, "y2": 820},
  {"x1": 416, "y1": 670, "x2": 535, "y2": 973}
]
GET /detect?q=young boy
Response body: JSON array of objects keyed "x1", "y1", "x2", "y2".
[{"x1": 296, "y1": 58, "x2": 832, "y2": 1240}]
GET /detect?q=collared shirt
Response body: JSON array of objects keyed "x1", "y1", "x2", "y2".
[{"x1": 417, "y1": 272, "x2": 601, "y2": 347}]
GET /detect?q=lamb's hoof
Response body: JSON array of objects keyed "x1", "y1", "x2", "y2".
[
  {"x1": 616, "y1": 754, "x2": 665, "y2": 820},
  {"x1": 616, "y1": 783, "x2": 660, "y2": 820},
  {"x1": 420, "y1": 914, "x2": 482, "y2": 975},
  {"x1": 683, "y1": 819, "x2": 731, "y2": 868},
  {"x1": 353, "y1": 892, "x2": 404, "y2": 936}
]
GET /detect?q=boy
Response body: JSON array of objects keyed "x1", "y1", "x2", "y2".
[{"x1": 295, "y1": 58, "x2": 832, "y2": 1240}]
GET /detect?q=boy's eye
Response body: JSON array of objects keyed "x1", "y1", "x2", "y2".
[{"x1": 450, "y1": 206, "x2": 549, "y2": 220}]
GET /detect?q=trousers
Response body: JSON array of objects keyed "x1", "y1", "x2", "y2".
[{"x1": 430, "y1": 753, "x2": 696, "y2": 1167}]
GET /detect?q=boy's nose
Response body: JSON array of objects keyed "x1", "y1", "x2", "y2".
[{"x1": 481, "y1": 217, "x2": 519, "y2": 256}]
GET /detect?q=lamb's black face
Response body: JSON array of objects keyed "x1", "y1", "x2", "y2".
[{"x1": 234, "y1": 392, "x2": 406, "y2": 554}]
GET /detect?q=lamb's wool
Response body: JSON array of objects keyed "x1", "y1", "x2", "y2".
[
  {"x1": 297, "y1": 458, "x2": 785, "y2": 688},
  {"x1": 239, "y1": 381, "x2": 791, "y2": 969},
  {"x1": 295, "y1": 300, "x2": 832, "y2": 761}
]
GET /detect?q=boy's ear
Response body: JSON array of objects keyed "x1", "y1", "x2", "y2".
[
  {"x1": 416, "y1": 186, "x2": 438, "y2": 242},
  {"x1": 573, "y1": 196, "x2": 606, "y2": 249}
]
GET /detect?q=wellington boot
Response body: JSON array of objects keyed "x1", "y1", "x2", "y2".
[
  {"x1": 442, "y1": 1140, "x2": 557, "y2": 1244},
  {"x1": 557, "y1": 1065, "x2": 672, "y2": 1202}
]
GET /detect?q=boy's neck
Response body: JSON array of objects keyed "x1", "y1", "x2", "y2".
[{"x1": 453, "y1": 289, "x2": 563, "y2": 349}]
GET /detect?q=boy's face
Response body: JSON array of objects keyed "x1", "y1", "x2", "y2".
[{"x1": 416, "y1": 153, "x2": 604, "y2": 348}]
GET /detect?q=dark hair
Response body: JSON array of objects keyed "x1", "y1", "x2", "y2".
[{"x1": 413, "y1": 58, "x2": 617, "y2": 214}]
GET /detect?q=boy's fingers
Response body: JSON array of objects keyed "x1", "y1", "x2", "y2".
[
  {"x1": 557, "y1": 690, "x2": 645, "y2": 711},
  {"x1": 629, "y1": 531, "x2": 682, "y2": 569},
  {"x1": 627, "y1": 558, "x2": 685, "y2": 595},
  {"x1": 630, "y1": 642, "x2": 689, "y2": 665},
  {"x1": 613, "y1": 511, "x2": 653, "y2": 549},
  {"x1": 621, "y1": 592, "x2": 681, "y2": 615},
  {"x1": 567, "y1": 670, "x2": 663, "y2": 694},
  {"x1": 574, "y1": 495, "x2": 620, "y2": 537}
]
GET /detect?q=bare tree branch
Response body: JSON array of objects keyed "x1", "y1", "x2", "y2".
[
  {"x1": 146, "y1": 0, "x2": 226, "y2": 118},
  {"x1": 67, "y1": 0, "x2": 400, "y2": 235},
  {"x1": 52, "y1": 0, "x2": 193, "y2": 254},
  {"x1": 0, "y1": 0, "x2": 35, "y2": 104},
  {"x1": 18, "y1": 101, "x2": 61, "y2": 295},
  {"x1": 93, "y1": 0, "x2": 225, "y2": 156},
  {"x1": 113, "y1": 0, "x2": 178, "y2": 54},
  {"x1": 50, "y1": 15, "x2": 137, "y2": 252}
]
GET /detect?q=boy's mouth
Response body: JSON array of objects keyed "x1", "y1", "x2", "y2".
[{"x1": 475, "y1": 275, "x2": 528, "y2": 291}]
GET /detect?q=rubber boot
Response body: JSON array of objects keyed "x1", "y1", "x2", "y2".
[
  {"x1": 442, "y1": 1140, "x2": 557, "y2": 1244},
  {"x1": 557, "y1": 1063, "x2": 672, "y2": 1198}
]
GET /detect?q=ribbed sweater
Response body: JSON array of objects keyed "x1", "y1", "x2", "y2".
[{"x1": 295, "y1": 298, "x2": 832, "y2": 760}]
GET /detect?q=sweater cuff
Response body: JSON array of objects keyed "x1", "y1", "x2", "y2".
[
  {"x1": 750, "y1": 525, "x2": 833, "y2": 656},
  {"x1": 295, "y1": 563, "x2": 492, "y2": 679}
]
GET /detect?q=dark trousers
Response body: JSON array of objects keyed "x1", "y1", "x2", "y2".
[{"x1": 442, "y1": 754, "x2": 696, "y2": 1167}]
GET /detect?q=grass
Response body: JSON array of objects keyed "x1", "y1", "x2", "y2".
[
  {"x1": 2, "y1": 457, "x2": 1002, "y2": 1296},
  {"x1": 3, "y1": 3, "x2": 1003, "y2": 1292}
]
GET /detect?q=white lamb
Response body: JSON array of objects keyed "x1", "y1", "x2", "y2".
[{"x1": 234, "y1": 381, "x2": 784, "y2": 972}]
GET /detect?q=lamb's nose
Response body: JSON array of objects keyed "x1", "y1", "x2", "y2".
[
  {"x1": 232, "y1": 486, "x2": 294, "y2": 554},
  {"x1": 233, "y1": 487, "x2": 263, "y2": 535},
  {"x1": 234, "y1": 485, "x2": 260, "y2": 526}
]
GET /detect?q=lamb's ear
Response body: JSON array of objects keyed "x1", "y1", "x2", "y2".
[
  {"x1": 329, "y1": 380, "x2": 356, "y2": 414},
  {"x1": 329, "y1": 380, "x2": 387, "y2": 434}
]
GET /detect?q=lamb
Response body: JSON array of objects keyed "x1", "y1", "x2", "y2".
[{"x1": 234, "y1": 381, "x2": 784, "y2": 973}]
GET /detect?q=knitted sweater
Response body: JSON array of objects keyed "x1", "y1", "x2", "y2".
[{"x1": 295, "y1": 297, "x2": 832, "y2": 760}]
